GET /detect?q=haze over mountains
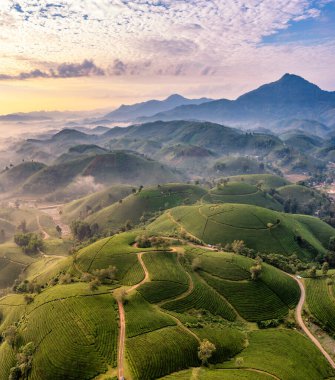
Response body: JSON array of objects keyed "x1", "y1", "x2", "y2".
[
  {"x1": 1, "y1": 74, "x2": 335, "y2": 137},
  {"x1": 137, "y1": 74, "x2": 335, "y2": 128}
]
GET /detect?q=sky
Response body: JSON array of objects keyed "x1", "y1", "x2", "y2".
[{"x1": 0, "y1": 0, "x2": 334, "y2": 114}]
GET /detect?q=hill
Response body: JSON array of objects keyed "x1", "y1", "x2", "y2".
[
  {"x1": 85, "y1": 183, "x2": 207, "y2": 231},
  {"x1": 54, "y1": 144, "x2": 109, "y2": 164},
  {"x1": 272, "y1": 119, "x2": 330, "y2": 137},
  {"x1": 279, "y1": 131, "x2": 324, "y2": 153},
  {"x1": 225, "y1": 174, "x2": 290, "y2": 190},
  {"x1": 202, "y1": 182, "x2": 283, "y2": 211},
  {"x1": 276, "y1": 184, "x2": 330, "y2": 215},
  {"x1": 61, "y1": 185, "x2": 134, "y2": 223},
  {"x1": 138, "y1": 74, "x2": 335, "y2": 127},
  {"x1": 20, "y1": 152, "x2": 182, "y2": 195},
  {"x1": 148, "y1": 203, "x2": 335, "y2": 260},
  {"x1": 1, "y1": 231, "x2": 333, "y2": 380},
  {"x1": 102, "y1": 120, "x2": 283, "y2": 156},
  {"x1": 212, "y1": 157, "x2": 267, "y2": 176},
  {"x1": 0, "y1": 162, "x2": 46, "y2": 192}
]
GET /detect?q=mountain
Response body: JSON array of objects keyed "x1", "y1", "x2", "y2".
[
  {"x1": 104, "y1": 94, "x2": 213, "y2": 121},
  {"x1": 138, "y1": 74, "x2": 335, "y2": 127},
  {"x1": 20, "y1": 151, "x2": 183, "y2": 195}
]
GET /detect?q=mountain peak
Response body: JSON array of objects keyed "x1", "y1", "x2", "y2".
[{"x1": 165, "y1": 94, "x2": 186, "y2": 101}]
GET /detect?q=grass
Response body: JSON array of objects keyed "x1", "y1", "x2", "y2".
[
  {"x1": 220, "y1": 329, "x2": 335, "y2": 380},
  {"x1": 142, "y1": 251, "x2": 189, "y2": 284},
  {"x1": 0, "y1": 257, "x2": 25, "y2": 289},
  {"x1": 0, "y1": 343, "x2": 16, "y2": 380},
  {"x1": 75, "y1": 232, "x2": 151, "y2": 283},
  {"x1": 191, "y1": 326, "x2": 246, "y2": 363},
  {"x1": 138, "y1": 251, "x2": 190, "y2": 303},
  {"x1": 21, "y1": 285, "x2": 118, "y2": 380},
  {"x1": 305, "y1": 277, "x2": 335, "y2": 334},
  {"x1": 162, "y1": 271, "x2": 237, "y2": 321},
  {"x1": 0, "y1": 294, "x2": 26, "y2": 332},
  {"x1": 200, "y1": 272, "x2": 288, "y2": 321},
  {"x1": 138, "y1": 281, "x2": 189, "y2": 303},
  {"x1": 125, "y1": 292, "x2": 176, "y2": 337},
  {"x1": 126, "y1": 326, "x2": 199, "y2": 380}
]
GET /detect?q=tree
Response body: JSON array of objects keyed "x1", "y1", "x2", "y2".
[
  {"x1": 235, "y1": 357, "x2": 244, "y2": 367},
  {"x1": 14, "y1": 233, "x2": 44, "y2": 255},
  {"x1": 329, "y1": 236, "x2": 335, "y2": 252},
  {"x1": 192, "y1": 257, "x2": 202, "y2": 271},
  {"x1": 308, "y1": 266, "x2": 317, "y2": 278},
  {"x1": 231, "y1": 240, "x2": 246, "y2": 254},
  {"x1": 322, "y1": 262, "x2": 329, "y2": 275},
  {"x1": 0, "y1": 229, "x2": 5, "y2": 243},
  {"x1": 89, "y1": 278, "x2": 101, "y2": 291},
  {"x1": 2, "y1": 325, "x2": 18, "y2": 347},
  {"x1": 17, "y1": 219, "x2": 27, "y2": 233},
  {"x1": 198, "y1": 339, "x2": 216, "y2": 366},
  {"x1": 70, "y1": 221, "x2": 92, "y2": 241},
  {"x1": 56, "y1": 225, "x2": 62, "y2": 237},
  {"x1": 93, "y1": 265, "x2": 117, "y2": 283},
  {"x1": 250, "y1": 264, "x2": 262, "y2": 280}
]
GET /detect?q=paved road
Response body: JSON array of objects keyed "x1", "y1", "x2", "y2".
[{"x1": 290, "y1": 275, "x2": 335, "y2": 369}]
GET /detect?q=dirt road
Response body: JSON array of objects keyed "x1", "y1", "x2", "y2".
[
  {"x1": 291, "y1": 275, "x2": 335, "y2": 369},
  {"x1": 117, "y1": 252, "x2": 149, "y2": 379}
]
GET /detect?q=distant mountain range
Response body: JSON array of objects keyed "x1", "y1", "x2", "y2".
[
  {"x1": 136, "y1": 74, "x2": 335, "y2": 128},
  {"x1": 104, "y1": 94, "x2": 213, "y2": 122}
]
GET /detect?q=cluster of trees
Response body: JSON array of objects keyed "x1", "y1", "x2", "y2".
[
  {"x1": 70, "y1": 221, "x2": 100, "y2": 241},
  {"x1": 14, "y1": 233, "x2": 44, "y2": 255},
  {"x1": 12, "y1": 279, "x2": 41, "y2": 295},
  {"x1": 9, "y1": 341, "x2": 35, "y2": 380},
  {"x1": 135, "y1": 235, "x2": 169, "y2": 249},
  {"x1": 81, "y1": 265, "x2": 117, "y2": 291}
]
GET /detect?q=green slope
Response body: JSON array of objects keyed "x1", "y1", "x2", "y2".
[
  {"x1": 148, "y1": 203, "x2": 335, "y2": 260},
  {"x1": 85, "y1": 183, "x2": 207, "y2": 230}
]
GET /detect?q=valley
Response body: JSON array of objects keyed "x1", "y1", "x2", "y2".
[{"x1": 2, "y1": 75, "x2": 335, "y2": 380}]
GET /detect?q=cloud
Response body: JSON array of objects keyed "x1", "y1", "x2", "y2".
[
  {"x1": 0, "y1": 0, "x2": 333, "y2": 87},
  {"x1": 0, "y1": 59, "x2": 105, "y2": 80}
]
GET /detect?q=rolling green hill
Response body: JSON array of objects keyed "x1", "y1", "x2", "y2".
[
  {"x1": 148, "y1": 203, "x2": 335, "y2": 260},
  {"x1": 61, "y1": 184, "x2": 133, "y2": 223},
  {"x1": 225, "y1": 174, "x2": 290, "y2": 190},
  {"x1": 85, "y1": 184, "x2": 207, "y2": 231},
  {"x1": 202, "y1": 182, "x2": 283, "y2": 211},
  {"x1": 276, "y1": 184, "x2": 330, "y2": 214},
  {"x1": 0, "y1": 229, "x2": 333, "y2": 379}
]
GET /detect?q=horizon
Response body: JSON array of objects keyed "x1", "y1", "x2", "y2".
[
  {"x1": 0, "y1": 71, "x2": 333, "y2": 116},
  {"x1": 0, "y1": 0, "x2": 335, "y2": 114}
]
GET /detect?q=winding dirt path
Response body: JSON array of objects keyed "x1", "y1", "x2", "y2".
[
  {"x1": 117, "y1": 300, "x2": 126, "y2": 380},
  {"x1": 290, "y1": 275, "x2": 335, "y2": 369},
  {"x1": 36, "y1": 216, "x2": 50, "y2": 240},
  {"x1": 117, "y1": 252, "x2": 149, "y2": 380},
  {"x1": 128, "y1": 253, "x2": 149, "y2": 293},
  {"x1": 38, "y1": 205, "x2": 71, "y2": 237}
]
